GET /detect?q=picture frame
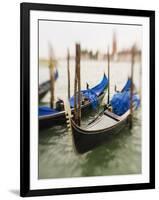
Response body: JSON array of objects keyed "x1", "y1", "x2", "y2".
[{"x1": 20, "y1": 2, "x2": 155, "y2": 197}]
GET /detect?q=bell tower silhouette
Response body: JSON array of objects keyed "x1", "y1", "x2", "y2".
[{"x1": 112, "y1": 32, "x2": 117, "y2": 57}]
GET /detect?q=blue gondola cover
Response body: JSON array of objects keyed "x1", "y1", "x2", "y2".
[
  {"x1": 91, "y1": 74, "x2": 108, "y2": 96},
  {"x1": 121, "y1": 78, "x2": 131, "y2": 92},
  {"x1": 110, "y1": 79, "x2": 140, "y2": 116},
  {"x1": 39, "y1": 106, "x2": 58, "y2": 116},
  {"x1": 69, "y1": 74, "x2": 108, "y2": 109},
  {"x1": 111, "y1": 91, "x2": 140, "y2": 116}
]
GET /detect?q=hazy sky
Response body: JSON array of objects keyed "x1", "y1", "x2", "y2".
[{"x1": 39, "y1": 20, "x2": 142, "y2": 59}]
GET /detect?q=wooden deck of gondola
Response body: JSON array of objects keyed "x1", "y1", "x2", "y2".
[
  {"x1": 86, "y1": 114, "x2": 118, "y2": 131},
  {"x1": 104, "y1": 110, "x2": 121, "y2": 121}
]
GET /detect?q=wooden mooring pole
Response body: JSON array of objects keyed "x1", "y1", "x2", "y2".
[
  {"x1": 67, "y1": 49, "x2": 71, "y2": 100},
  {"x1": 129, "y1": 45, "x2": 135, "y2": 129},
  {"x1": 107, "y1": 47, "x2": 110, "y2": 105},
  {"x1": 74, "y1": 46, "x2": 78, "y2": 124},
  {"x1": 74, "y1": 43, "x2": 81, "y2": 126},
  {"x1": 49, "y1": 44, "x2": 55, "y2": 109},
  {"x1": 77, "y1": 44, "x2": 81, "y2": 126}
]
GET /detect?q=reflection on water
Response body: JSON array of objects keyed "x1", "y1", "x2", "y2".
[{"x1": 38, "y1": 60, "x2": 141, "y2": 179}]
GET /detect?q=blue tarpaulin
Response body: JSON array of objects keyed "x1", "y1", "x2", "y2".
[
  {"x1": 91, "y1": 74, "x2": 108, "y2": 96},
  {"x1": 121, "y1": 78, "x2": 131, "y2": 92},
  {"x1": 111, "y1": 91, "x2": 140, "y2": 116},
  {"x1": 69, "y1": 90, "x2": 98, "y2": 109},
  {"x1": 39, "y1": 106, "x2": 58, "y2": 116},
  {"x1": 110, "y1": 79, "x2": 140, "y2": 116},
  {"x1": 83, "y1": 89, "x2": 98, "y2": 109},
  {"x1": 69, "y1": 74, "x2": 108, "y2": 109}
]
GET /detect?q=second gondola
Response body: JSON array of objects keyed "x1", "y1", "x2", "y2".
[{"x1": 39, "y1": 74, "x2": 108, "y2": 130}]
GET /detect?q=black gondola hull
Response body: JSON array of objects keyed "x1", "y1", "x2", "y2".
[
  {"x1": 71, "y1": 114, "x2": 129, "y2": 154},
  {"x1": 39, "y1": 80, "x2": 51, "y2": 101},
  {"x1": 39, "y1": 91, "x2": 48, "y2": 101}
]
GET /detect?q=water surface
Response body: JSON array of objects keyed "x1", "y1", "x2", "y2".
[{"x1": 39, "y1": 59, "x2": 141, "y2": 179}]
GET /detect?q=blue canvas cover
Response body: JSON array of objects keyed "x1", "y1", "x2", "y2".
[
  {"x1": 91, "y1": 74, "x2": 108, "y2": 96},
  {"x1": 39, "y1": 106, "x2": 58, "y2": 116},
  {"x1": 121, "y1": 78, "x2": 131, "y2": 92},
  {"x1": 111, "y1": 91, "x2": 140, "y2": 116},
  {"x1": 110, "y1": 79, "x2": 140, "y2": 116},
  {"x1": 69, "y1": 89, "x2": 98, "y2": 109},
  {"x1": 69, "y1": 74, "x2": 108, "y2": 109},
  {"x1": 83, "y1": 89, "x2": 98, "y2": 109}
]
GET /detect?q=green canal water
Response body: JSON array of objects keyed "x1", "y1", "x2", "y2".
[{"x1": 38, "y1": 60, "x2": 142, "y2": 179}]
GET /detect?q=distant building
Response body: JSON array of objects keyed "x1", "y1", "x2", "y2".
[
  {"x1": 81, "y1": 49, "x2": 99, "y2": 60},
  {"x1": 117, "y1": 49, "x2": 141, "y2": 62},
  {"x1": 110, "y1": 32, "x2": 141, "y2": 62},
  {"x1": 79, "y1": 33, "x2": 141, "y2": 62},
  {"x1": 112, "y1": 32, "x2": 117, "y2": 58}
]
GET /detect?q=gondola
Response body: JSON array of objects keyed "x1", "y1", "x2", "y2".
[
  {"x1": 39, "y1": 80, "x2": 51, "y2": 101},
  {"x1": 39, "y1": 74, "x2": 108, "y2": 130},
  {"x1": 71, "y1": 78, "x2": 140, "y2": 154}
]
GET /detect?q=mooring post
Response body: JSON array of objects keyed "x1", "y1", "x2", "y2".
[
  {"x1": 49, "y1": 44, "x2": 55, "y2": 109},
  {"x1": 74, "y1": 43, "x2": 81, "y2": 126},
  {"x1": 67, "y1": 49, "x2": 71, "y2": 100},
  {"x1": 107, "y1": 47, "x2": 110, "y2": 105},
  {"x1": 129, "y1": 45, "x2": 135, "y2": 129},
  {"x1": 74, "y1": 45, "x2": 78, "y2": 124},
  {"x1": 77, "y1": 43, "x2": 81, "y2": 126}
]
